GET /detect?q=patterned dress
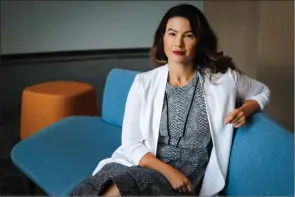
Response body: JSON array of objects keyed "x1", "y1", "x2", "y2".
[{"x1": 70, "y1": 72, "x2": 213, "y2": 196}]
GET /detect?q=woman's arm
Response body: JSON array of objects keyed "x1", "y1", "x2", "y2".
[
  {"x1": 224, "y1": 99, "x2": 261, "y2": 128},
  {"x1": 239, "y1": 99, "x2": 261, "y2": 118},
  {"x1": 233, "y1": 70, "x2": 271, "y2": 110},
  {"x1": 224, "y1": 70, "x2": 271, "y2": 127},
  {"x1": 120, "y1": 74, "x2": 150, "y2": 165}
]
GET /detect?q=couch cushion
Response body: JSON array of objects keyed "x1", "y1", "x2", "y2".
[
  {"x1": 11, "y1": 116, "x2": 122, "y2": 196},
  {"x1": 102, "y1": 68, "x2": 139, "y2": 127},
  {"x1": 225, "y1": 112, "x2": 294, "y2": 196}
]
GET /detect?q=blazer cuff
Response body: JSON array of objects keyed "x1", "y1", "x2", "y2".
[{"x1": 131, "y1": 146, "x2": 150, "y2": 166}]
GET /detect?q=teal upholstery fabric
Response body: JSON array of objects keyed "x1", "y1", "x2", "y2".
[
  {"x1": 11, "y1": 116, "x2": 121, "y2": 195},
  {"x1": 225, "y1": 112, "x2": 294, "y2": 196},
  {"x1": 102, "y1": 68, "x2": 139, "y2": 127}
]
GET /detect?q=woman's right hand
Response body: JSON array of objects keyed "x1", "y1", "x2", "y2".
[
  {"x1": 139, "y1": 153, "x2": 193, "y2": 194},
  {"x1": 163, "y1": 165, "x2": 193, "y2": 193}
]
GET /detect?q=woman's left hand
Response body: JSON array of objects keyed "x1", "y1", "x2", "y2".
[{"x1": 224, "y1": 107, "x2": 246, "y2": 128}]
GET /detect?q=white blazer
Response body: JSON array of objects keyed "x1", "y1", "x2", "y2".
[{"x1": 92, "y1": 64, "x2": 270, "y2": 196}]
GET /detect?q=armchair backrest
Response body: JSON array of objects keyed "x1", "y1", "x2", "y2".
[{"x1": 102, "y1": 68, "x2": 139, "y2": 127}]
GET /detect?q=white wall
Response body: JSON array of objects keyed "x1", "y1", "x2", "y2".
[{"x1": 1, "y1": 1, "x2": 203, "y2": 54}]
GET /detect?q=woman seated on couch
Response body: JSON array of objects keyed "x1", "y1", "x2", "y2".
[{"x1": 70, "y1": 4, "x2": 270, "y2": 196}]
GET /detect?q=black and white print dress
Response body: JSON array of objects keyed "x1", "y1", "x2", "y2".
[{"x1": 70, "y1": 71, "x2": 213, "y2": 196}]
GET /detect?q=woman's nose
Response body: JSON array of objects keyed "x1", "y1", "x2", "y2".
[{"x1": 174, "y1": 37, "x2": 184, "y2": 48}]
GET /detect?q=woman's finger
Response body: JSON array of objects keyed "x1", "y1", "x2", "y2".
[
  {"x1": 234, "y1": 118, "x2": 246, "y2": 128},
  {"x1": 224, "y1": 109, "x2": 239, "y2": 124},
  {"x1": 186, "y1": 182, "x2": 193, "y2": 193},
  {"x1": 231, "y1": 111, "x2": 245, "y2": 124},
  {"x1": 182, "y1": 185, "x2": 188, "y2": 193}
]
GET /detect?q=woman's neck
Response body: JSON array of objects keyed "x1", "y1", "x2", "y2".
[{"x1": 168, "y1": 62, "x2": 196, "y2": 87}]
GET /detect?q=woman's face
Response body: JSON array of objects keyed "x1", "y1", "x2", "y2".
[{"x1": 163, "y1": 17, "x2": 198, "y2": 65}]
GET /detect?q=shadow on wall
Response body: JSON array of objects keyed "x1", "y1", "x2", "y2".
[{"x1": 258, "y1": 65, "x2": 294, "y2": 132}]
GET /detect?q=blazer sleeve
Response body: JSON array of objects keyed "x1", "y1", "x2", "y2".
[
  {"x1": 231, "y1": 69, "x2": 271, "y2": 110},
  {"x1": 120, "y1": 74, "x2": 150, "y2": 165}
]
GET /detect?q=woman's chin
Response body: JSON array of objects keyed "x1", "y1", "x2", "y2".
[{"x1": 169, "y1": 57, "x2": 188, "y2": 64}]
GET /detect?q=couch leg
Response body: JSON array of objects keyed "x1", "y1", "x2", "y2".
[
  {"x1": 28, "y1": 179, "x2": 34, "y2": 195},
  {"x1": 21, "y1": 174, "x2": 35, "y2": 195}
]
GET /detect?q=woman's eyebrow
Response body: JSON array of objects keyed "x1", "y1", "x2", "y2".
[{"x1": 167, "y1": 28, "x2": 193, "y2": 34}]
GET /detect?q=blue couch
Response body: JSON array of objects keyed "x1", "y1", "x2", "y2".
[{"x1": 11, "y1": 68, "x2": 294, "y2": 196}]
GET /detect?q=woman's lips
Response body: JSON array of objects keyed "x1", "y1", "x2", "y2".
[{"x1": 172, "y1": 51, "x2": 185, "y2": 56}]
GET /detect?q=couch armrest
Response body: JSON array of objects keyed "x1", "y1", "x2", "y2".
[{"x1": 225, "y1": 112, "x2": 294, "y2": 196}]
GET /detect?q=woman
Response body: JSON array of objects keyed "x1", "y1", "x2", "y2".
[{"x1": 70, "y1": 4, "x2": 270, "y2": 196}]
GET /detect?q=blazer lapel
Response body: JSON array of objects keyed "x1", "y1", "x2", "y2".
[
  {"x1": 200, "y1": 74, "x2": 234, "y2": 196},
  {"x1": 151, "y1": 65, "x2": 169, "y2": 155},
  {"x1": 201, "y1": 79, "x2": 226, "y2": 196}
]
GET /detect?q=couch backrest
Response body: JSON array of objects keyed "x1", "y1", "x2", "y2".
[
  {"x1": 225, "y1": 112, "x2": 294, "y2": 196},
  {"x1": 102, "y1": 68, "x2": 139, "y2": 127}
]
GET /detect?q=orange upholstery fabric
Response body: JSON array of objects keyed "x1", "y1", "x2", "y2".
[{"x1": 20, "y1": 81, "x2": 98, "y2": 139}]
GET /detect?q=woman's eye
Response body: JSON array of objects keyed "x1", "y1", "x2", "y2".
[
  {"x1": 185, "y1": 34, "x2": 194, "y2": 38},
  {"x1": 168, "y1": 32, "x2": 175, "y2": 36}
]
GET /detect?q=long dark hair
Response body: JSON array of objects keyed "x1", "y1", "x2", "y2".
[{"x1": 150, "y1": 4, "x2": 241, "y2": 76}]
